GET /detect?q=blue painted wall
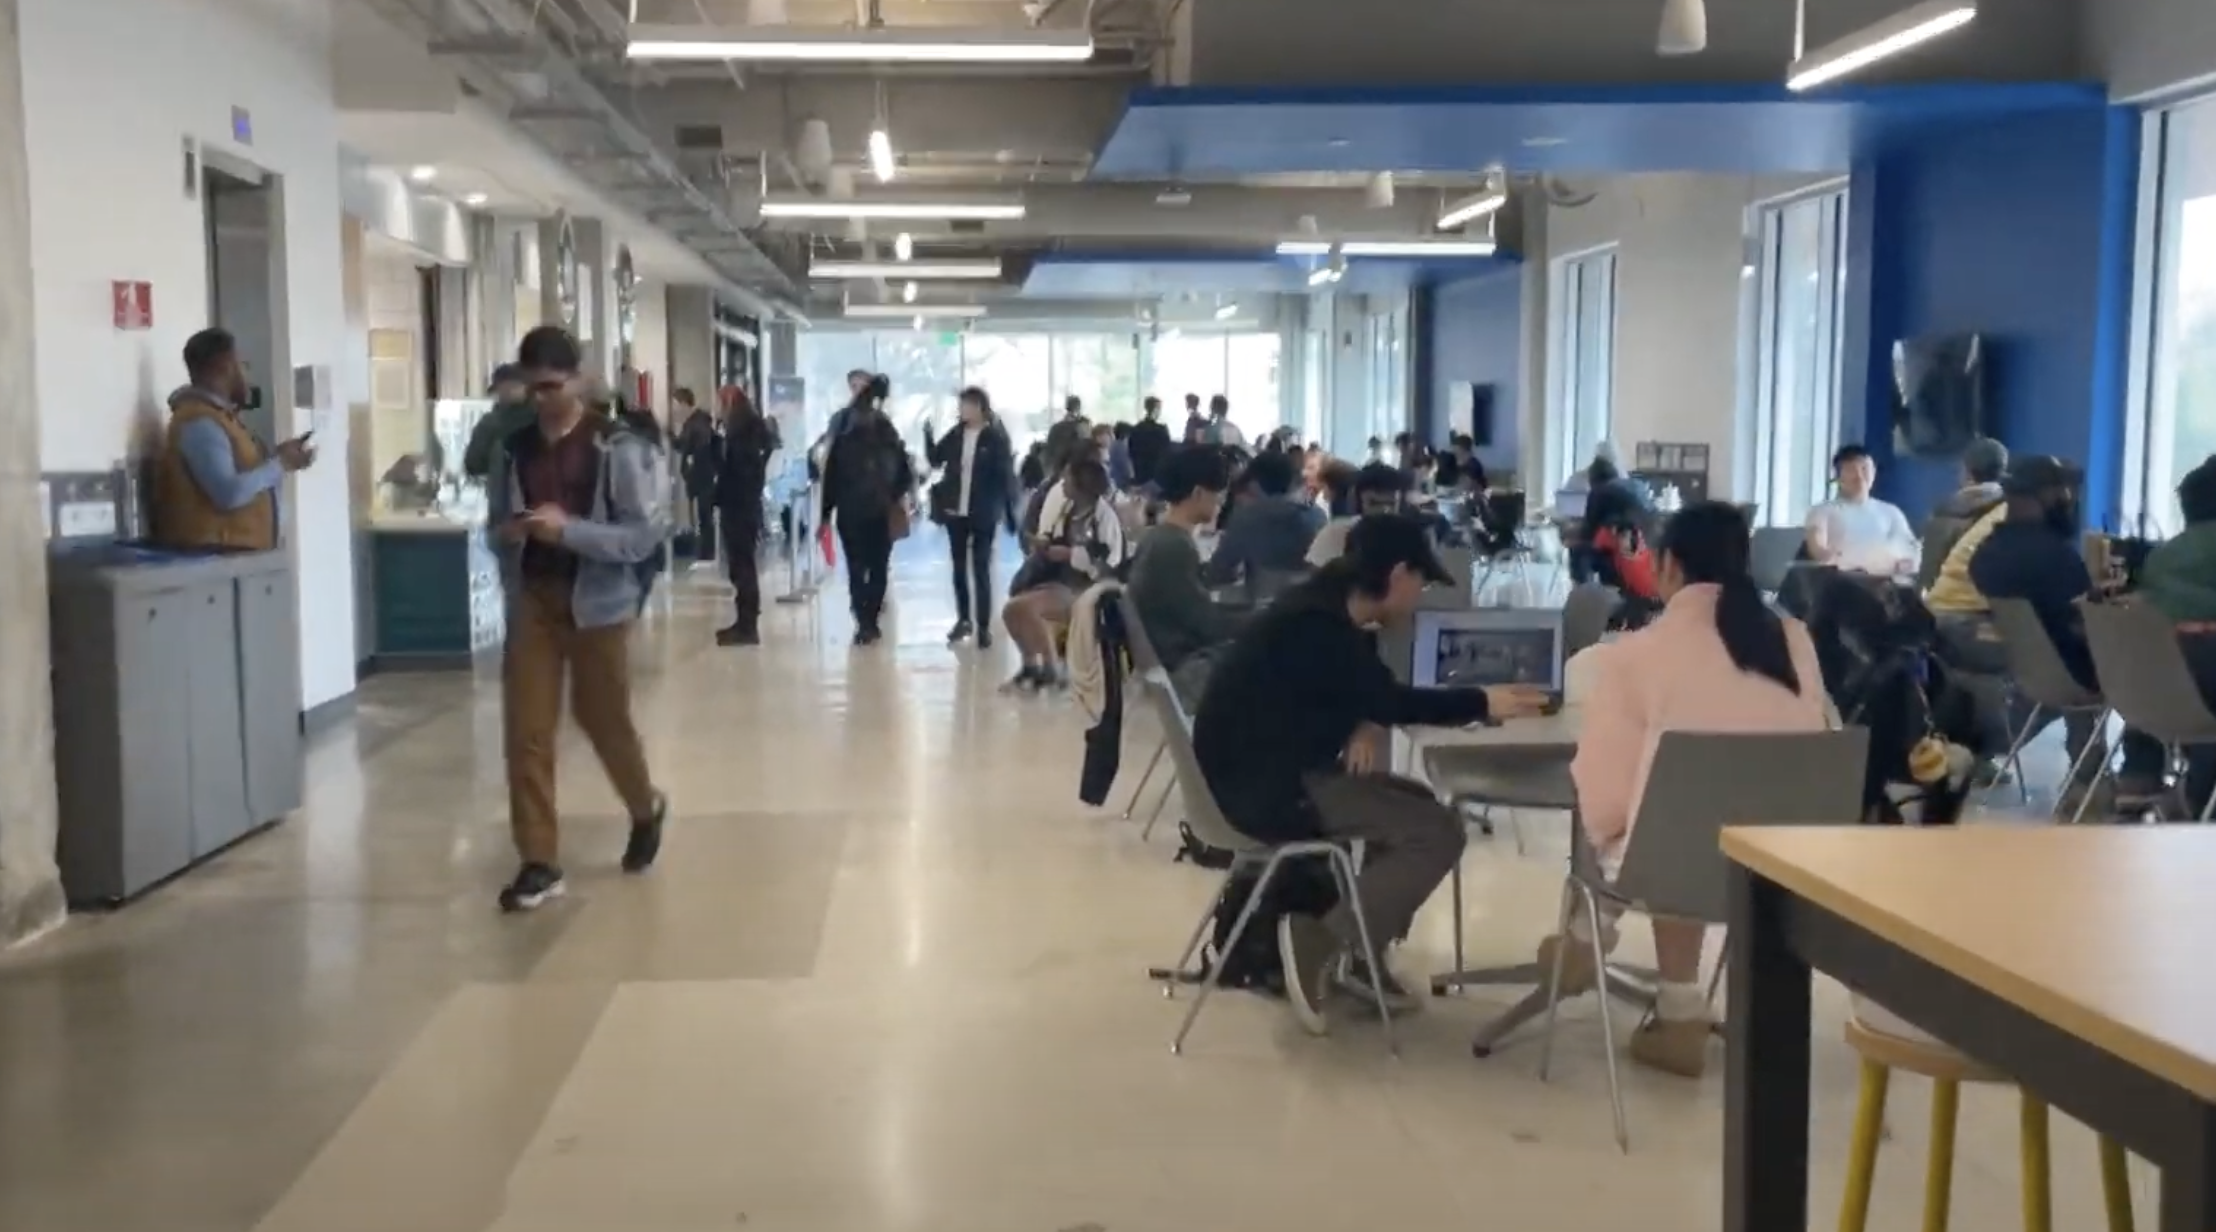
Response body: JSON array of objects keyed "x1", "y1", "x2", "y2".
[
  {"x1": 1840, "y1": 105, "x2": 2140, "y2": 524},
  {"x1": 1416, "y1": 268, "x2": 1524, "y2": 473}
]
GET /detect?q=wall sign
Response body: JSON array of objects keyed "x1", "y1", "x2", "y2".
[
  {"x1": 230, "y1": 106, "x2": 252, "y2": 146},
  {"x1": 613, "y1": 244, "x2": 638, "y2": 370},
  {"x1": 554, "y1": 213, "x2": 579, "y2": 330},
  {"x1": 111, "y1": 281, "x2": 152, "y2": 331}
]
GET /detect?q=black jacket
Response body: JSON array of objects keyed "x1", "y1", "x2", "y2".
[
  {"x1": 821, "y1": 412, "x2": 913, "y2": 524},
  {"x1": 677, "y1": 409, "x2": 719, "y2": 497},
  {"x1": 716, "y1": 412, "x2": 780, "y2": 518},
  {"x1": 1127, "y1": 418, "x2": 1173, "y2": 487},
  {"x1": 927, "y1": 421, "x2": 1019, "y2": 527}
]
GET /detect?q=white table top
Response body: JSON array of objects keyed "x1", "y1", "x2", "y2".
[{"x1": 1404, "y1": 708, "x2": 1583, "y2": 752}]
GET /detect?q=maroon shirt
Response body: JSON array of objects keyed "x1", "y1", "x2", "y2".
[{"x1": 513, "y1": 425, "x2": 600, "y2": 581}]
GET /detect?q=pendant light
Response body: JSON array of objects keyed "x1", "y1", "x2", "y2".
[{"x1": 1657, "y1": 0, "x2": 1707, "y2": 55}]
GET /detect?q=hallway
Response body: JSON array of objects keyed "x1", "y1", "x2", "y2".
[{"x1": 0, "y1": 541, "x2": 2150, "y2": 1232}]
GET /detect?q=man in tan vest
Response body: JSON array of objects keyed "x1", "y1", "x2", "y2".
[{"x1": 151, "y1": 328, "x2": 314, "y2": 551}]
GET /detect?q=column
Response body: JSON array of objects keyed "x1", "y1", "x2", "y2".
[
  {"x1": 0, "y1": 0, "x2": 65, "y2": 946},
  {"x1": 569, "y1": 217, "x2": 612, "y2": 379},
  {"x1": 665, "y1": 285, "x2": 716, "y2": 399}
]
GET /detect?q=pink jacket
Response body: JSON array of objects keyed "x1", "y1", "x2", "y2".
[{"x1": 1570, "y1": 584, "x2": 1831, "y2": 858}]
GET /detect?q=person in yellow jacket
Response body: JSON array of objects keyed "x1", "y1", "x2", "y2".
[{"x1": 151, "y1": 328, "x2": 315, "y2": 551}]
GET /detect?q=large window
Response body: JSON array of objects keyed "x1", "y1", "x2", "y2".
[
  {"x1": 1748, "y1": 185, "x2": 1850, "y2": 527},
  {"x1": 1051, "y1": 333, "x2": 1144, "y2": 423},
  {"x1": 1549, "y1": 249, "x2": 1618, "y2": 486},
  {"x1": 1149, "y1": 331, "x2": 1283, "y2": 442},
  {"x1": 962, "y1": 334, "x2": 1052, "y2": 447},
  {"x1": 2127, "y1": 98, "x2": 2216, "y2": 531}
]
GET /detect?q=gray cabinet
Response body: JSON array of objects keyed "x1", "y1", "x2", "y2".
[{"x1": 49, "y1": 548, "x2": 304, "y2": 904}]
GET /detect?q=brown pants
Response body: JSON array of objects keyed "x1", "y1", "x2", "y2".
[{"x1": 504, "y1": 578, "x2": 655, "y2": 865}]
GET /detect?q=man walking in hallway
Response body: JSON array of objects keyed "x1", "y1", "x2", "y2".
[
  {"x1": 491, "y1": 326, "x2": 670, "y2": 912},
  {"x1": 714, "y1": 385, "x2": 780, "y2": 646}
]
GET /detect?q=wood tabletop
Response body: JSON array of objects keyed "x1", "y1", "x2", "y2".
[{"x1": 1722, "y1": 825, "x2": 2216, "y2": 1101}]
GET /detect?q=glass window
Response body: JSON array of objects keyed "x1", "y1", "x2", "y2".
[
  {"x1": 1548, "y1": 248, "x2": 1618, "y2": 486},
  {"x1": 796, "y1": 331, "x2": 875, "y2": 442},
  {"x1": 872, "y1": 331, "x2": 964, "y2": 445},
  {"x1": 1225, "y1": 333, "x2": 1283, "y2": 442},
  {"x1": 1051, "y1": 332, "x2": 1144, "y2": 422},
  {"x1": 1748, "y1": 187, "x2": 1849, "y2": 527},
  {"x1": 963, "y1": 333, "x2": 1053, "y2": 451},
  {"x1": 2129, "y1": 98, "x2": 2216, "y2": 531}
]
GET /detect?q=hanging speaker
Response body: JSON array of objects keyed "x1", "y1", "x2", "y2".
[{"x1": 1658, "y1": 0, "x2": 1707, "y2": 55}]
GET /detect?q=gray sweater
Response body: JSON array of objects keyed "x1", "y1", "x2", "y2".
[{"x1": 1127, "y1": 523, "x2": 1245, "y2": 669}]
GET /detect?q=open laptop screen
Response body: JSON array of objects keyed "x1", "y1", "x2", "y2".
[{"x1": 1410, "y1": 607, "x2": 1565, "y2": 691}]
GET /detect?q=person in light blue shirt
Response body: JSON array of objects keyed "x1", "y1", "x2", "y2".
[{"x1": 151, "y1": 327, "x2": 313, "y2": 551}]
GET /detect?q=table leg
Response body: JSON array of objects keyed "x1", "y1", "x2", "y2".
[
  {"x1": 2161, "y1": 1106, "x2": 2216, "y2": 1232},
  {"x1": 1724, "y1": 868, "x2": 1812, "y2": 1232}
]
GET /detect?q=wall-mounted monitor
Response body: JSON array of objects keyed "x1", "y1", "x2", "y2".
[{"x1": 1891, "y1": 333, "x2": 1987, "y2": 458}]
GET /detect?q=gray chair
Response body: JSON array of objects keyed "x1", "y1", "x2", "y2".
[
  {"x1": 1536, "y1": 728, "x2": 1869, "y2": 1151},
  {"x1": 1112, "y1": 593, "x2": 1178, "y2": 831},
  {"x1": 1749, "y1": 527, "x2": 1805, "y2": 596},
  {"x1": 2079, "y1": 600, "x2": 2216, "y2": 820},
  {"x1": 1986, "y1": 597, "x2": 2111, "y2": 812},
  {"x1": 1422, "y1": 741, "x2": 1577, "y2": 986},
  {"x1": 1561, "y1": 583, "x2": 1621, "y2": 659},
  {"x1": 1144, "y1": 666, "x2": 1399, "y2": 1056}
]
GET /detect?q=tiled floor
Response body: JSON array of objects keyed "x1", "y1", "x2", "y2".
[{"x1": 0, "y1": 534, "x2": 2164, "y2": 1230}]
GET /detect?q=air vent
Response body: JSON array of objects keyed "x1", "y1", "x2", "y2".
[
  {"x1": 949, "y1": 219, "x2": 986, "y2": 235},
  {"x1": 675, "y1": 124, "x2": 725, "y2": 152}
]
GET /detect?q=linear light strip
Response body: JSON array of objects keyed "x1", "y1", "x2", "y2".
[
  {"x1": 761, "y1": 198, "x2": 1025, "y2": 221},
  {"x1": 1786, "y1": 0, "x2": 1975, "y2": 91},
  {"x1": 1436, "y1": 192, "x2": 1508, "y2": 231},
  {"x1": 844, "y1": 303, "x2": 988, "y2": 319},
  {"x1": 1274, "y1": 239, "x2": 1498, "y2": 257},
  {"x1": 811, "y1": 260, "x2": 1003, "y2": 279},
  {"x1": 627, "y1": 23, "x2": 1095, "y2": 63}
]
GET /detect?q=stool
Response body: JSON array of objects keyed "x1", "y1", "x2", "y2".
[{"x1": 1839, "y1": 1016, "x2": 2135, "y2": 1232}]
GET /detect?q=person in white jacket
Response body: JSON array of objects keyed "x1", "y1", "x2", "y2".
[{"x1": 1000, "y1": 457, "x2": 1126, "y2": 692}]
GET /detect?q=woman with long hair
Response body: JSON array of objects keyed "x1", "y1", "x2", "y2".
[
  {"x1": 1001, "y1": 457, "x2": 1125, "y2": 691},
  {"x1": 820, "y1": 374, "x2": 914, "y2": 645},
  {"x1": 1548, "y1": 501, "x2": 1830, "y2": 1080},
  {"x1": 927, "y1": 387, "x2": 1017, "y2": 647}
]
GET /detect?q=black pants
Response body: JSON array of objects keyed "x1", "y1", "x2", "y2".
[
  {"x1": 690, "y1": 493, "x2": 717, "y2": 560},
  {"x1": 838, "y1": 516, "x2": 893, "y2": 629},
  {"x1": 722, "y1": 510, "x2": 761, "y2": 629},
  {"x1": 944, "y1": 516, "x2": 995, "y2": 625}
]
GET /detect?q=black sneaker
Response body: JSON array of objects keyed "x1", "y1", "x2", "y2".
[
  {"x1": 976, "y1": 626, "x2": 993, "y2": 650},
  {"x1": 853, "y1": 625, "x2": 883, "y2": 646},
  {"x1": 498, "y1": 863, "x2": 566, "y2": 913},
  {"x1": 1277, "y1": 914, "x2": 1341, "y2": 1037},
  {"x1": 947, "y1": 619, "x2": 974, "y2": 645},
  {"x1": 1340, "y1": 952, "x2": 1424, "y2": 1015},
  {"x1": 714, "y1": 624, "x2": 760, "y2": 647},
  {"x1": 1001, "y1": 666, "x2": 1043, "y2": 693},
  {"x1": 621, "y1": 792, "x2": 668, "y2": 874}
]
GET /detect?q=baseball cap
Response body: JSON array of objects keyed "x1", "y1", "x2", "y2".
[
  {"x1": 1344, "y1": 513, "x2": 1455, "y2": 587},
  {"x1": 2002, "y1": 455, "x2": 2082, "y2": 497}
]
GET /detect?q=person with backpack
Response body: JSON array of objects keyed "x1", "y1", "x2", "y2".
[
  {"x1": 486, "y1": 329, "x2": 670, "y2": 913},
  {"x1": 820, "y1": 374, "x2": 914, "y2": 646}
]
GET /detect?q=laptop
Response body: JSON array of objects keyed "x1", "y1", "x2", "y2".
[{"x1": 1409, "y1": 607, "x2": 1567, "y2": 693}]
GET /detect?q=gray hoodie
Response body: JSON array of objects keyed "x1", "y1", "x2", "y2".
[{"x1": 488, "y1": 417, "x2": 669, "y2": 629}]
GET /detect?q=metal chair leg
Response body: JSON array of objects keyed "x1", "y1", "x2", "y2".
[
  {"x1": 1586, "y1": 886, "x2": 1630, "y2": 1152},
  {"x1": 1449, "y1": 858, "x2": 1465, "y2": 988},
  {"x1": 1121, "y1": 740, "x2": 1165, "y2": 820},
  {"x1": 1537, "y1": 878, "x2": 1577, "y2": 1081},
  {"x1": 1331, "y1": 847, "x2": 1397, "y2": 1057},
  {"x1": 1980, "y1": 705, "x2": 2040, "y2": 808},
  {"x1": 1171, "y1": 852, "x2": 1284, "y2": 1055},
  {"x1": 1160, "y1": 857, "x2": 1243, "y2": 996},
  {"x1": 1140, "y1": 773, "x2": 1177, "y2": 841}
]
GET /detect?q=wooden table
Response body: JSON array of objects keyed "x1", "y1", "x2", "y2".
[{"x1": 1723, "y1": 826, "x2": 2216, "y2": 1232}]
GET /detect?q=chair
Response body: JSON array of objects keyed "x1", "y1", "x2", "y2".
[
  {"x1": 1144, "y1": 668, "x2": 1398, "y2": 1056},
  {"x1": 1750, "y1": 527, "x2": 1806, "y2": 596},
  {"x1": 1838, "y1": 1007, "x2": 2135, "y2": 1232},
  {"x1": 1422, "y1": 741, "x2": 1577, "y2": 982},
  {"x1": 1537, "y1": 728, "x2": 1869, "y2": 1150},
  {"x1": 2079, "y1": 600, "x2": 2216, "y2": 820},
  {"x1": 1986, "y1": 598, "x2": 2110, "y2": 812},
  {"x1": 1561, "y1": 583, "x2": 1621, "y2": 658},
  {"x1": 1111, "y1": 593, "x2": 1176, "y2": 830}
]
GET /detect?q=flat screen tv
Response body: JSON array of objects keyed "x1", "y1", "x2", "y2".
[{"x1": 1891, "y1": 333, "x2": 1987, "y2": 458}]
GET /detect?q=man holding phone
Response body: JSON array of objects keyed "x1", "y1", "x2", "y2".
[
  {"x1": 485, "y1": 326, "x2": 671, "y2": 913},
  {"x1": 151, "y1": 327, "x2": 315, "y2": 552}
]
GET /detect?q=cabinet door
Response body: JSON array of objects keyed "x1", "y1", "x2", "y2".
[
  {"x1": 113, "y1": 590, "x2": 195, "y2": 895},
  {"x1": 237, "y1": 570, "x2": 302, "y2": 822},
  {"x1": 183, "y1": 583, "x2": 251, "y2": 856}
]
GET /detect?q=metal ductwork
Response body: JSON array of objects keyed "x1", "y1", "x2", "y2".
[{"x1": 357, "y1": 0, "x2": 808, "y2": 320}]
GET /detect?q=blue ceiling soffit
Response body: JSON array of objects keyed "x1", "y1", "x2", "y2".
[
  {"x1": 1022, "y1": 250, "x2": 1520, "y2": 298},
  {"x1": 1091, "y1": 82, "x2": 2110, "y2": 179}
]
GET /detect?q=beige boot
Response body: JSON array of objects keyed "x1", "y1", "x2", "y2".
[
  {"x1": 1534, "y1": 933, "x2": 1599, "y2": 997},
  {"x1": 1628, "y1": 1016, "x2": 1713, "y2": 1078}
]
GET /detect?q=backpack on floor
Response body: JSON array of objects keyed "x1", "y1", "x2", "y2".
[{"x1": 1202, "y1": 857, "x2": 1340, "y2": 995}]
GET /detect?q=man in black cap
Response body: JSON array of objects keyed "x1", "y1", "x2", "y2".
[{"x1": 1192, "y1": 514, "x2": 1549, "y2": 1035}]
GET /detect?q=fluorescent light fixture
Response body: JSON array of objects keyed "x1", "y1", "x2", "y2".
[
  {"x1": 844, "y1": 303, "x2": 987, "y2": 319},
  {"x1": 1275, "y1": 240, "x2": 1334, "y2": 256},
  {"x1": 1657, "y1": 0, "x2": 1707, "y2": 55},
  {"x1": 902, "y1": 281, "x2": 918, "y2": 303},
  {"x1": 407, "y1": 165, "x2": 437, "y2": 183},
  {"x1": 893, "y1": 231, "x2": 914, "y2": 261},
  {"x1": 760, "y1": 195, "x2": 1024, "y2": 221},
  {"x1": 1787, "y1": 0, "x2": 1975, "y2": 91},
  {"x1": 1306, "y1": 265, "x2": 1342, "y2": 288},
  {"x1": 626, "y1": 23, "x2": 1095, "y2": 64},
  {"x1": 810, "y1": 258, "x2": 1002, "y2": 279},
  {"x1": 868, "y1": 128, "x2": 895, "y2": 183},
  {"x1": 1436, "y1": 190, "x2": 1508, "y2": 230},
  {"x1": 1339, "y1": 238, "x2": 1498, "y2": 257},
  {"x1": 1213, "y1": 303, "x2": 1239, "y2": 321},
  {"x1": 912, "y1": 314, "x2": 924, "y2": 330},
  {"x1": 462, "y1": 192, "x2": 490, "y2": 207}
]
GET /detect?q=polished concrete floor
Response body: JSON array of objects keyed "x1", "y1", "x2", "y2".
[{"x1": 0, "y1": 535, "x2": 2161, "y2": 1231}]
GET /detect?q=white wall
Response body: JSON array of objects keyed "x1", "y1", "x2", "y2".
[
  {"x1": 631, "y1": 279, "x2": 671, "y2": 420},
  {"x1": 1545, "y1": 173, "x2": 1820, "y2": 500},
  {"x1": 21, "y1": 0, "x2": 356, "y2": 711}
]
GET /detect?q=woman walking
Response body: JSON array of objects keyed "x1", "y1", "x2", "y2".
[{"x1": 928, "y1": 387, "x2": 1018, "y2": 647}]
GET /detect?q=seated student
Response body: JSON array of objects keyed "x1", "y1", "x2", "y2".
[
  {"x1": 1308, "y1": 463, "x2": 1410, "y2": 566},
  {"x1": 1551, "y1": 501, "x2": 1831, "y2": 1078},
  {"x1": 2137, "y1": 458, "x2": 2216, "y2": 811},
  {"x1": 1922, "y1": 454, "x2": 2012, "y2": 764},
  {"x1": 1203, "y1": 448, "x2": 1324, "y2": 585},
  {"x1": 1126, "y1": 448, "x2": 1244, "y2": 704},
  {"x1": 1003, "y1": 458, "x2": 1125, "y2": 692},
  {"x1": 1919, "y1": 438, "x2": 2008, "y2": 592},
  {"x1": 1968, "y1": 455, "x2": 2168, "y2": 799},
  {"x1": 1192, "y1": 515, "x2": 1550, "y2": 1034},
  {"x1": 1805, "y1": 444, "x2": 1920, "y2": 576}
]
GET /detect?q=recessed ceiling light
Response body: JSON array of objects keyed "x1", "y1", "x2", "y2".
[
  {"x1": 408, "y1": 165, "x2": 437, "y2": 183},
  {"x1": 1326, "y1": 138, "x2": 1351, "y2": 149},
  {"x1": 1521, "y1": 136, "x2": 1569, "y2": 148},
  {"x1": 463, "y1": 192, "x2": 490, "y2": 207}
]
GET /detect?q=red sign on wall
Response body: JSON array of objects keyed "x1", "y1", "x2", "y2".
[{"x1": 111, "y1": 281, "x2": 152, "y2": 331}]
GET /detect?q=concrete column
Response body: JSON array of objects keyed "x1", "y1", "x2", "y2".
[
  {"x1": 665, "y1": 285, "x2": 716, "y2": 400},
  {"x1": 535, "y1": 215, "x2": 576, "y2": 347},
  {"x1": 569, "y1": 217, "x2": 611, "y2": 378},
  {"x1": 0, "y1": 0, "x2": 64, "y2": 946}
]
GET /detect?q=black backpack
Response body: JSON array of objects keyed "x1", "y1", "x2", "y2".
[{"x1": 1198, "y1": 857, "x2": 1341, "y2": 994}]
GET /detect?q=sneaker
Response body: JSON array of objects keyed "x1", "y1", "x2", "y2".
[
  {"x1": 1339, "y1": 952, "x2": 1424, "y2": 1015},
  {"x1": 853, "y1": 626, "x2": 882, "y2": 647},
  {"x1": 1277, "y1": 913, "x2": 1341, "y2": 1037},
  {"x1": 498, "y1": 863, "x2": 567, "y2": 913},
  {"x1": 976, "y1": 626, "x2": 993, "y2": 650},
  {"x1": 947, "y1": 620, "x2": 974, "y2": 645},
  {"x1": 714, "y1": 624, "x2": 760, "y2": 647},
  {"x1": 621, "y1": 792, "x2": 668, "y2": 874},
  {"x1": 1001, "y1": 666, "x2": 1044, "y2": 693},
  {"x1": 1628, "y1": 1015, "x2": 1713, "y2": 1078},
  {"x1": 1535, "y1": 932, "x2": 1600, "y2": 998}
]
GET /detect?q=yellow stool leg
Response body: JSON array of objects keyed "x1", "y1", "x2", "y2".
[
  {"x1": 1924, "y1": 1078, "x2": 1961, "y2": 1232},
  {"x1": 2098, "y1": 1136, "x2": 2135, "y2": 1232},
  {"x1": 2020, "y1": 1094, "x2": 2052, "y2": 1232},
  {"x1": 1839, "y1": 1060, "x2": 1892, "y2": 1232}
]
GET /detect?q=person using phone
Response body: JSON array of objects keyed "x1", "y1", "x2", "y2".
[{"x1": 151, "y1": 327, "x2": 314, "y2": 552}]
